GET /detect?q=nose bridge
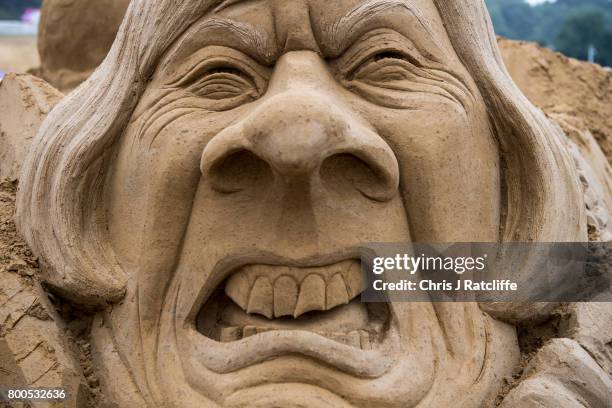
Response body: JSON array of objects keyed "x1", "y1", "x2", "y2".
[{"x1": 267, "y1": 51, "x2": 337, "y2": 96}]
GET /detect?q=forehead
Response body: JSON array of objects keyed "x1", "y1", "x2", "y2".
[{"x1": 166, "y1": 0, "x2": 450, "y2": 65}]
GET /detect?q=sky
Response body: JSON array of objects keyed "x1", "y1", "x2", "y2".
[{"x1": 526, "y1": 0, "x2": 556, "y2": 4}]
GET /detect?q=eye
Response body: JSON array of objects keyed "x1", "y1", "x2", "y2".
[
  {"x1": 372, "y1": 51, "x2": 418, "y2": 65},
  {"x1": 167, "y1": 50, "x2": 269, "y2": 110},
  {"x1": 189, "y1": 64, "x2": 258, "y2": 101},
  {"x1": 347, "y1": 49, "x2": 423, "y2": 82}
]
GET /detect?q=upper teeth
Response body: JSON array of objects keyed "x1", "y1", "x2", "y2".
[{"x1": 224, "y1": 260, "x2": 362, "y2": 318}]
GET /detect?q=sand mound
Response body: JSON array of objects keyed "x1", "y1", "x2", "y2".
[
  {"x1": 499, "y1": 38, "x2": 612, "y2": 161},
  {"x1": 37, "y1": 0, "x2": 130, "y2": 92}
]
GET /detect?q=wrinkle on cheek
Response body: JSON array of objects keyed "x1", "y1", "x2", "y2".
[
  {"x1": 133, "y1": 85, "x2": 260, "y2": 152},
  {"x1": 426, "y1": 68, "x2": 476, "y2": 113},
  {"x1": 340, "y1": 52, "x2": 477, "y2": 117},
  {"x1": 133, "y1": 91, "x2": 208, "y2": 149},
  {"x1": 114, "y1": 112, "x2": 251, "y2": 286},
  {"x1": 110, "y1": 117, "x2": 217, "y2": 275},
  {"x1": 129, "y1": 93, "x2": 252, "y2": 176},
  {"x1": 350, "y1": 98, "x2": 498, "y2": 241}
]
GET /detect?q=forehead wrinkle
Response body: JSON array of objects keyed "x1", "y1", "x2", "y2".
[
  {"x1": 323, "y1": 0, "x2": 437, "y2": 55},
  {"x1": 214, "y1": 0, "x2": 255, "y2": 12},
  {"x1": 166, "y1": 16, "x2": 277, "y2": 65}
]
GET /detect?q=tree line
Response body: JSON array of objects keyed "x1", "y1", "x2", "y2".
[{"x1": 486, "y1": 0, "x2": 612, "y2": 66}]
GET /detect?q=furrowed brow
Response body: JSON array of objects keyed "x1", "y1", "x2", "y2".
[
  {"x1": 322, "y1": 0, "x2": 437, "y2": 56},
  {"x1": 214, "y1": 0, "x2": 254, "y2": 13},
  {"x1": 166, "y1": 17, "x2": 277, "y2": 65}
]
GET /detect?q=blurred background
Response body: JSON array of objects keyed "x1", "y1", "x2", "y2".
[
  {"x1": 0, "y1": 0, "x2": 611, "y2": 81},
  {"x1": 486, "y1": 0, "x2": 612, "y2": 66},
  {"x1": 0, "y1": 0, "x2": 40, "y2": 78}
]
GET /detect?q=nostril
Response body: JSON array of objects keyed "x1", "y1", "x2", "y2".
[
  {"x1": 208, "y1": 149, "x2": 273, "y2": 193},
  {"x1": 320, "y1": 153, "x2": 396, "y2": 202}
]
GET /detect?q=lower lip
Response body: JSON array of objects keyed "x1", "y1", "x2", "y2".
[{"x1": 182, "y1": 313, "x2": 400, "y2": 378}]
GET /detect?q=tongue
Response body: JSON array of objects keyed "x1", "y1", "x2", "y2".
[{"x1": 221, "y1": 298, "x2": 369, "y2": 333}]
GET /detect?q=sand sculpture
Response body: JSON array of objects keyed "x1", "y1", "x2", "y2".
[
  {"x1": 36, "y1": 0, "x2": 130, "y2": 92},
  {"x1": 1, "y1": 0, "x2": 611, "y2": 407}
]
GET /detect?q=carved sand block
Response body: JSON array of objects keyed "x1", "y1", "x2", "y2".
[
  {"x1": 0, "y1": 178, "x2": 89, "y2": 408},
  {"x1": 8, "y1": 0, "x2": 610, "y2": 407},
  {"x1": 500, "y1": 339, "x2": 612, "y2": 408},
  {"x1": 37, "y1": 0, "x2": 130, "y2": 92},
  {"x1": 0, "y1": 73, "x2": 62, "y2": 181}
]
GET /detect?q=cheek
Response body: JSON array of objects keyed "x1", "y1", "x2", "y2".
[
  {"x1": 360, "y1": 100, "x2": 500, "y2": 241},
  {"x1": 107, "y1": 108, "x2": 241, "y2": 270}
]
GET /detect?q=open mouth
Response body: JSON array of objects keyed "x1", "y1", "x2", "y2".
[{"x1": 195, "y1": 259, "x2": 390, "y2": 350}]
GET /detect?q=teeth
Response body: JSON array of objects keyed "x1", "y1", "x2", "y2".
[
  {"x1": 342, "y1": 262, "x2": 362, "y2": 299},
  {"x1": 326, "y1": 273, "x2": 349, "y2": 310},
  {"x1": 216, "y1": 263, "x2": 380, "y2": 348},
  {"x1": 228, "y1": 326, "x2": 373, "y2": 350},
  {"x1": 225, "y1": 272, "x2": 250, "y2": 310},
  {"x1": 328, "y1": 332, "x2": 358, "y2": 348},
  {"x1": 347, "y1": 331, "x2": 361, "y2": 348},
  {"x1": 324, "y1": 331, "x2": 362, "y2": 348},
  {"x1": 256, "y1": 327, "x2": 273, "y2": 335},
  {"x1": 274, "y1": 276, "x2": 298, "y2": 317},
  {"x1": 247, "y1": 277, "x2": 274, "y2": 319},
  {"x1": 243, "y1": 325, "x2": 257, "y2": 338},
  {"x1": 294, "y1": 275, "x2": 326, "y2": 317},
  {"x1": 242, "y1": 326, "x2": 272, "y2": 338},
  {"x1": 220, "y1": 326, "x2": 242, "y2": 342},
  {"x1": 359, "y1": 330, "x2": 371, "y2": 350},
  {"x1": 224, "y1": 261, "x2": 362, "y2": 318}
]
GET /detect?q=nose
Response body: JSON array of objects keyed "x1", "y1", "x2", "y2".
[{"x1": 201, "y1": 60, "x2": 399, "y2": 202}]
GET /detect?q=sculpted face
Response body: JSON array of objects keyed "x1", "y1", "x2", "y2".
[{"x1": 105, "y1": 0, "x2": 505, "y2": 406}]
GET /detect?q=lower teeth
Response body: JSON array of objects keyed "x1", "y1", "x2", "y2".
[
  {"x1": 219, "y1": 326, "x2": 372, "y2": 349},
  {"x1": 196, "y1": 282, "x2": 389, "y2": 350}
]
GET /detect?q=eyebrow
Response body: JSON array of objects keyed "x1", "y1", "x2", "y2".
[
  {"x1": 167, "y1": 16, "x2": 278, "y2": 65},
  {"x1": 323, "y1": 0, "x2": 437, "y2": 56}
]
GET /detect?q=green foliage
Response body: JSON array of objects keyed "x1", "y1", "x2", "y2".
[
  {"x1": 486, "y1": 0, "x2": 538, "y2": 39},
  {"x1": 556, "y1": 10, "x2": 606, "y2": 62},
  {"x1": 485, "y1": 0, "x2": 612, "y2": 66},
  {"x1": 0, "y1": 0, "x2": 41, "y2": 20}
]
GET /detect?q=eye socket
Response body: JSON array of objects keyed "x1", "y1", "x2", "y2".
[
  {"x1": 347, "y1": 49, "x2": 422, "y2": 82},
  {"x1": 167, "y1": 48, "x2": 269, "y2": 110},
  {"x1": 187, "y1": 63, "x2": 259, "y2": 102}
]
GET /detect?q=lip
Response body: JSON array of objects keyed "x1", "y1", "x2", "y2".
[
  {"x1": 184, "y1": 322, "x2": 400, "y2": 377},
  {"x1": 179, "y1": 248, "x2": 401, "y2": 378}
]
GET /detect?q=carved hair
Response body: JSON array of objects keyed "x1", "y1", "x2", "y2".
[{"x1": 16, "y1": 0, "x2": 586, "y2": 307}]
